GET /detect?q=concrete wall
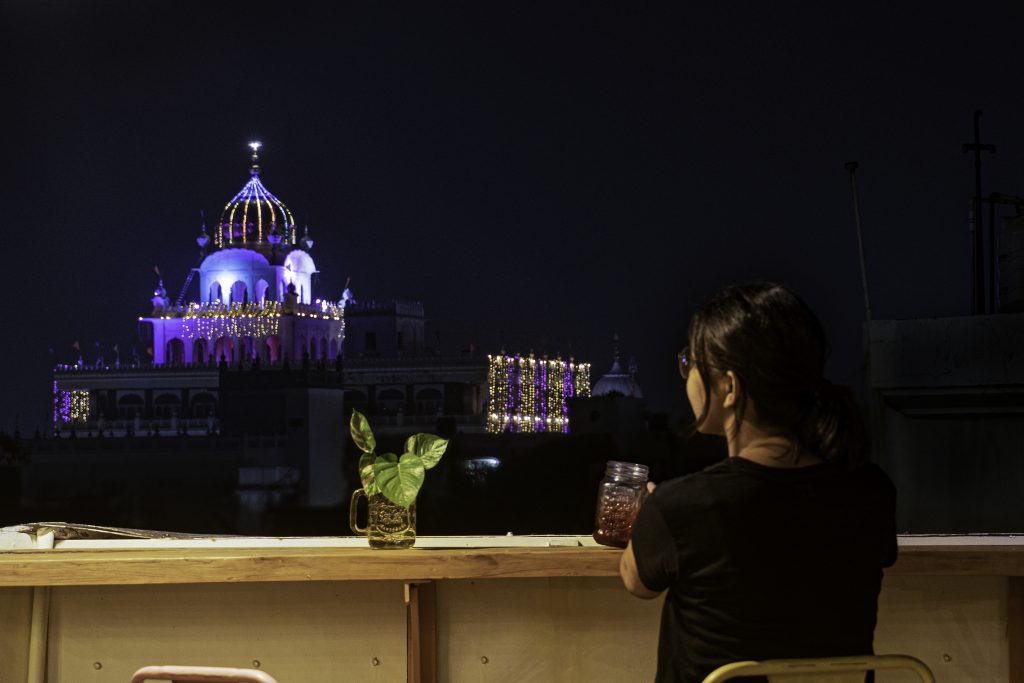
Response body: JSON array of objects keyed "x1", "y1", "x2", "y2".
[{"x1": 868, "y1": 313, "x2": 1024, "y2": 532}]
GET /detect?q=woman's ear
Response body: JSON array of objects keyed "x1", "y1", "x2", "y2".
[{"x1": 722, "y1": 370, "x2": 741, "y2": 408}]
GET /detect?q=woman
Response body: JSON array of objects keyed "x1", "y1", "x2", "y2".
[{"x1": 620, "y1": 282, "x2": 896, "y2": 683}]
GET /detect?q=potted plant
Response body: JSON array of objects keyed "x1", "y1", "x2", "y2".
[{"x1": 347, "y1": 409, "x2": 449, "y2": 548}]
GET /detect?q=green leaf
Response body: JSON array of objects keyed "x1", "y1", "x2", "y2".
[
  {"x1": 404, "y1": 433, "x2": 449, "y2": 470},
  {"x1": 350, "y1": 409, "x2": 376, "y2": 454},
  {"x1": 374, "y1": 453, "x2": 425, "y2": 508},
  {"x1": 358, "y1": 452, "x2": 380, "y2": 496}
]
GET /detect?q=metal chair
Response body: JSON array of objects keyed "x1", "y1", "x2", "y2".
[
  {"x1": 130, "y1": 665, "x2": 280, "y2": 683},
  {"x1": 702, "y1": 654, "x2": 935, "y2": 683}
]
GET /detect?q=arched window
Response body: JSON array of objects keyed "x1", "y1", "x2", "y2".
[
  {"x1": 190, "y1": 392, "x2": 217, "y2": 418},
  {"x1": 415, "y1": 387, "x2": 444, "y2": 416},
  {"x1": 265, "y1": 335, "x2": 281, "y2": 363},
  {"x1": 117, "y1": 394, "x2": 144, "y2": 420},
  {"x1": 193, "y1": 338, "x2": 208, "y2": 365},
  {"x1": 296, "y1": 335, "x2": 306, "y2": 360},
  {"x1": 230, "y1": 281, "x2": 247, "y2": 306},
  {"x1": 166, "y1": 338, "x2": 185, "y2": 367},
  {"x1": 329, "y1": 339, "x2": 338, "y2": 360},
  {"x1": 319, "y1": 338, "x2": 328, "y2": 360},
  {"x1": 377, "y1": 388, "x2": 405, "y2": 415},
  {"x1": 209, "y1": 282, "x2": 223, "y2": 303},
  {"x1": 256, "y1": 278, "x2": 270, "y2": 304},
  {"x1": 344, "y1": 390, "x2": 368, "y2": 413},
  {"x1": 153, "y1": 393, "x2": 181, "y2": 419},
  {"x1": 239, "y1": 336, "x2": 255, "y2": 361},
  {"x1": 214, "y1": 336, "x2": 235, "y2": 363}
]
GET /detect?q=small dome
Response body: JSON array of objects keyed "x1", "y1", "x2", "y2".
[
  {"x1": 593, "y1": 359, "x2": 643, "y2": 398},
  {"x1": 215, "y1": 143, "x2": 296, "y2": 250},
  {"x1": 592, "y1": 335, "x2": 643, "y2": 398}
]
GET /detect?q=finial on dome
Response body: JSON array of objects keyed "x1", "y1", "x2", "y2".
[
  {"x1": 612, "y1": 332, "x2": 621, "y2": 363},
  {"x1": 196, "y1": 209, "x2": 210, "y2": 249},
  {"x1": 248, "y1": 141, "x2": 262, "y2": 176},
  {"x1": 300, "y1": 224, "x2": 314, "y2": 250}
]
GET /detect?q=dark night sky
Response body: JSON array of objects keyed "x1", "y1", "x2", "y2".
[{"x1": 3, "y1": 1, "x2": 1024, "y2": 433}]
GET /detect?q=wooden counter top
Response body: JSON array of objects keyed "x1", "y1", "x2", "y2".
[{"x1": 1, "y1": 535, "x2": 1023, "y2": 587}]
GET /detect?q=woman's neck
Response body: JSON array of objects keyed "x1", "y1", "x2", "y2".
[{"x1": 724, "y1": 417, "x2": 821, "y2": 468}]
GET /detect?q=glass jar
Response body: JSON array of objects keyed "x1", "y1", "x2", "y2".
[
  {"x1": 593, "y1": 461, "x2": 649, "y2": 548},
  {"x1": 349, "y1": 488, "x2": 417, "y2": 549}
]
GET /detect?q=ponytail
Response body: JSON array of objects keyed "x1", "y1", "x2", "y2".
[{"x1": 797, "y1": 381, "x2": 868, "y2": 468}]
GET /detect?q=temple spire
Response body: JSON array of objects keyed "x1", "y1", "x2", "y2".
[{"x1": 248, "y1": 141, "x2": 262, "y2": 176}]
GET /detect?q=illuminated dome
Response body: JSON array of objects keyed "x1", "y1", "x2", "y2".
[
  {"x1": 592, "y1": 335, "x2": 643, "y2": 398},
  {"x1": 215, "y1": 142, "x2": 297, "y2": 250}
]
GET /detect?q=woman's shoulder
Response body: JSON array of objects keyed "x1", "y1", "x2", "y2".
[
  {"x1": 845, "y1": 460, "x2": 897, "y2": 495},
  {"x1": 650, "y1": 460, "x2": 735, "y2": 510}
]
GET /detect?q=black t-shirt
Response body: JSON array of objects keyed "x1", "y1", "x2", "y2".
[{"x1": 630, "y1": 457, "x2": 897, "y2": 683}]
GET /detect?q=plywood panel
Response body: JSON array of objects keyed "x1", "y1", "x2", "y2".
[
  {"x1": 436, "y1": 577, "x2": 663, "y2": 682},
  {"x1": 45, "y1": 581, "x2": 407, "y2": 683},
  {"x1": 0, "y1": 587, "x2": 32, "y2": 683},
  {"x1": 875, "y1": 575, "x2": 1007, "y2": 682}
]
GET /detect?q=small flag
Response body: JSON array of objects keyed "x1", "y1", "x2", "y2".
[
  {"x1": 154, "y1": 266, "x2": 162, "y2": 277},
  {"x1": 71, "y1": 340, "x2": 80, "y2": 351},
  {"x1": 113, "y1": 344, "x2": 119, "y2": 353}
]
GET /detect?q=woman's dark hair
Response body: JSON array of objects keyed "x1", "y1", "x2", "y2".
[{"x1": 688, "y1": 282, "x2": 868, "y2": 468}]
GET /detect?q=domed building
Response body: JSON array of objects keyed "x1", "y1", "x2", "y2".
[
  {"x1": 143, "y1": 143, "x2": 343, "y2": 366},
  {"x1": 44, "y1": 144, "x2": 492, "y2": 523},
  {"x1": 592, "y1": 334, "x2": 642, "y2": 399}
]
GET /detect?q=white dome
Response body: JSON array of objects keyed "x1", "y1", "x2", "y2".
[{"x1": 592, "y1": 359, "x2": 643, "y2": 398}]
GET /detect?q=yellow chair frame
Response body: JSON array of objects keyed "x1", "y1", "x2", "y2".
[{"x1": 702, "y1": 654, "x2": 935, "y2": 683}]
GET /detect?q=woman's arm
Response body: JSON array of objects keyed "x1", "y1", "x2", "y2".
[{"x1": 619, "y1": 539, "x2": 663, "y2": 599}]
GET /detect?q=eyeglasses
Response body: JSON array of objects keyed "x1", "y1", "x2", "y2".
[{"x1": 678, "y1": 346, "x2": 693, "y2": 379}]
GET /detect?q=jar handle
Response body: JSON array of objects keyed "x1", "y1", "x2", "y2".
[{"x1": 349, "y1": 488, "x2": 368, "y2": 535}]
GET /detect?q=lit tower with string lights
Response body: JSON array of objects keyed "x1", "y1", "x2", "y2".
[{"x1": 142, "y1": 142, "x2": 343, "y2": 366}]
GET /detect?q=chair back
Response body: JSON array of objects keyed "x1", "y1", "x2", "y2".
[
  {"x1": 130, "y1": 665, "x2": 280, "y2": 683},
  {"x1": 702, "y1": 654, "x2": 935, "y2": 683}
]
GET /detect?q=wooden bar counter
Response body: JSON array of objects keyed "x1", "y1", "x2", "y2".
[{"x1": 1, "y1": 533, "x2": 1021, "y2": 682}]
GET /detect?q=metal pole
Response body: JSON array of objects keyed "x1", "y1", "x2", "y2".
[
  {"x1": 973, "y1": 110, "x2": 985, "y2": 314},
  {"x1": 961, "y1": 110, "x2": 996, "y2": 314},
  {"x1": 989, "y1": 192, "x2": 997, "y2": 313},
  {"x1": 845, "y1": 161, "x2": 872, "y2": 322}
]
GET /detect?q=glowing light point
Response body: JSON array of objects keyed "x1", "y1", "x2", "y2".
[{"x1": 248, "y1": 141, "x2": 262, "y2": 153}]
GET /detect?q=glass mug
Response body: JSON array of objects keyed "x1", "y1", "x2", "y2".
[
  {"x1": 593, "y1": 461, "x2": 650, "y2": 548},
  {"x1": 349, "y1": 488, "x2": 417, "y2": 549}
]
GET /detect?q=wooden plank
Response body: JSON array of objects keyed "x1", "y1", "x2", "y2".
[
  {"x1": 2, "y1": 542, "x2": 1024, "y2": 588},
  {"x1": 1010, "y1": 577, "x2": 1024, "y2": 683},
  {"x1": 885, "y1": 547, "x2": 1024, "y2": 577},
  {"x1": 406, "y1": 581, "x2": 437, "y2": 683},
  {"x1": 875, "y1": 575, "x2": 1007, "y2": 681},
  {"x1": 0, "y1": 547, "x2": 623, "y2": 587},
  {"x1": 45, "y1": 582, "x2": 406, "y2": 683},
  {"x1": 435, "y1": 577, "x2": 663, "y2": 682},
  {"x1": 0, "y1": 588, "x2": 33, "y2": 682}
]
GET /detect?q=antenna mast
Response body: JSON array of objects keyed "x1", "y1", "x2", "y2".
[
  {"x1": 962, "y1": 110, "x2": 996, "y2": 314},
  {"x1": 845, "y1": 162, "x2": 872, "y2": 322}
]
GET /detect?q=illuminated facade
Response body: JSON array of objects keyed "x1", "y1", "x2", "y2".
[
  {"x1": 51, "y1": 144, "x2": 490, "y2": 441},
  {"x1": 143, "y1": 143, "x2": 343, "y2": 367},
  {"x1": 486, "y1": 354, "x2": 591, "y2": 434}
]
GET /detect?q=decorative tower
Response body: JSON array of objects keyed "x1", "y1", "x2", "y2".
[{"x1": 141, "y1": 143, "x2": 344, "y2": 366}]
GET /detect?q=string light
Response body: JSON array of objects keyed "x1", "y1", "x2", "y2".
[
  {"x1": 55, "y1": 389, "x2": 89, "y2": 425},
  {"x1": 216, "y1": 155, "x2": 296, "y2": 248},
  {"x1": 486, "y1": 354, "x2": 591, "y2": 434}
]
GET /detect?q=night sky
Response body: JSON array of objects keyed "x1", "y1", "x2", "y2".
[{"x1": 3, "y1": 2, "x2": 1024, "y2": 433}]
